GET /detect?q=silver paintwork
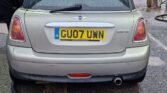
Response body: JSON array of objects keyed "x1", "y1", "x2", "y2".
[
  {"x1": 23, "y1": 10, "x2": 135, "y2": 54},
  {"x1": 7, "y1": 45, "x2": 149, "y2": 76},
  {"x1": 7, "y1": 4, "x2": 150, "y2": 82},
  {"x1": 8, "y1": 9, "x2": 31, "y2": 48}
]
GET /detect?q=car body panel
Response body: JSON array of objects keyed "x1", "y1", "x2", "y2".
[
  {"x1": 8, "y1": 9, "x2": 31, "y2": 47},
  {"x1": 127, "y1": 10, "x2": 150, "y2": 48},
  {"x1": 24, "y1": 10, "x2": 134, "y2": 54},
  {"x1": 8, "y1": 45, "x2": 149, "y2": 76},
  {"x1": 7, "y1": 0, "x2": 150, "y2": 83}
]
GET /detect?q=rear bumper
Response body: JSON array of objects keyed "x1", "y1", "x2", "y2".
[
  {"x1": 10, "y1": 67, "x2": 147, "y2": 83},
  {"x1": 7, "y1": 45, "x2": 150, "y2": 82}
]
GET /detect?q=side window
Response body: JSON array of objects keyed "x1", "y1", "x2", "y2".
[
  {"x1": 130, "y1": 0, "x2": 135, "y2": 10},
  {"x1": 23, "y1": 0, "x2": 41, "y2": 8}
]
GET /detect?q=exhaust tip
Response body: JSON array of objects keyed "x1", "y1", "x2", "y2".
[{"x1": 113, "y1": 77, "x2": 123, "y2": 86}]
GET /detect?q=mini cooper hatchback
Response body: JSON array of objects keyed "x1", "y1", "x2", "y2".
[{"x1": 7, "y1": 0, "x2": 150, "y2": 85}]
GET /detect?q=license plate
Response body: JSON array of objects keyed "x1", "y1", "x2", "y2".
[{"x1": 54, "y1": 28, "x2": 106, "y2": 41}]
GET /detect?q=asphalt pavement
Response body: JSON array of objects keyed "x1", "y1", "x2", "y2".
[{"x1": 1, "y1": 2, "x2": 167, "y2": 93}]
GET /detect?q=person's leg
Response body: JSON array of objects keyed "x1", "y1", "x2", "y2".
[
  {"x1": 0, "y1": 0, "x2": 23, "y2": 29},
  {"x1": 0, "y1": 13, "x2": 12, "y2": 29},
  {"x1": 147, "y1": 0, "x2": 152, "y2": 8},
  {"x1": 0, "y1": 14, "x2": 12, "y2": 29}
]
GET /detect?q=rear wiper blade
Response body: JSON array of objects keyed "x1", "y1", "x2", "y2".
[{"x1": 50, "y1": 4, "x2": 82, "y2": 13}]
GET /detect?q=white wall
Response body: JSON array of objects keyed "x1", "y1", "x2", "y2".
[{"x1": 134, "y1": 0, "x2": 147, "y2": 8}]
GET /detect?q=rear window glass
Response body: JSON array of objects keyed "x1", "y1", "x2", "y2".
[{"x1": 23, "y1": 0, "x2": 132, "y2": 11}]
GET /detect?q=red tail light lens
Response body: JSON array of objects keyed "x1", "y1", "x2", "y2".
[
  {"x1": 68, "y1": 73, "x2": 92, "y2": 78},
  {"x1": 134, "y1": 18, "x2": 146, "y2": 41},
  {"x1": 10, "y1": 17, "x2": 25, "y2": 42}
]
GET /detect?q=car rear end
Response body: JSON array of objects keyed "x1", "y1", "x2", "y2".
[{"x1": 7, "y1": 0, "x2": 150, "y2": 83}]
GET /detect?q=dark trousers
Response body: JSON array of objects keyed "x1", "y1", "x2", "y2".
[{"x1": 0, "y1": 0, "x2": 23, "y2": 27}]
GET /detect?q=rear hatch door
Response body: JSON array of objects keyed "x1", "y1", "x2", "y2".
[{"x1": 25, "y1": 11, "x2": 134, "y2": 54}]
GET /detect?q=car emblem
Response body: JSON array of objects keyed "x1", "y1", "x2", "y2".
[
  {"x1": 74, "y1": 16, "x2": 86, "y2": 21},
  {"x1": 78, "y1": 16, "x2": 83, "y2": 20}
]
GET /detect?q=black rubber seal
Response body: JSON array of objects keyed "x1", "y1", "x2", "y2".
[{"x1": 155, "y1": 14, "x2": 167, "y2": 22}]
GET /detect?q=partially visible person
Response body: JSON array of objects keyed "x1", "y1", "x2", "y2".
[
  {"x1": 0, "y1": 0, "x2": 23, "y2": 27},
  {"x1": 147, "y1": 0, "x2": 152, "y2": 8}
]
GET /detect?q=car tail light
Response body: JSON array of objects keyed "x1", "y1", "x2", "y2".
[
  {"x1": 10, "y1": 17, "x2": 25, "y2": 42},
  {"x1": 68, "y1": 73, "x2": 92, "y2": 78},
  {"x1": 134, "y1": 18, "x2": 146, "y2": 41}
]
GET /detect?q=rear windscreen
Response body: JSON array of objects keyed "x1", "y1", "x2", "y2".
[{"x1": 23, "y1": 0, "x2": 133, "y2": 11}]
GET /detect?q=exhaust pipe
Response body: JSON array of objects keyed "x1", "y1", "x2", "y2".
[{"x1": 113, "y1": 77, "x2": 123, "y2": 86}]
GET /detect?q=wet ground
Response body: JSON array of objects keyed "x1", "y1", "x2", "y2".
[{"x1": 1, "y1": 1, "x2": 167, "y2": 93}]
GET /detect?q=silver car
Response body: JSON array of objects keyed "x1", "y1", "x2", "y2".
[{"x1": 7, "y1": 0, "x2": 150, "y2": 85}]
